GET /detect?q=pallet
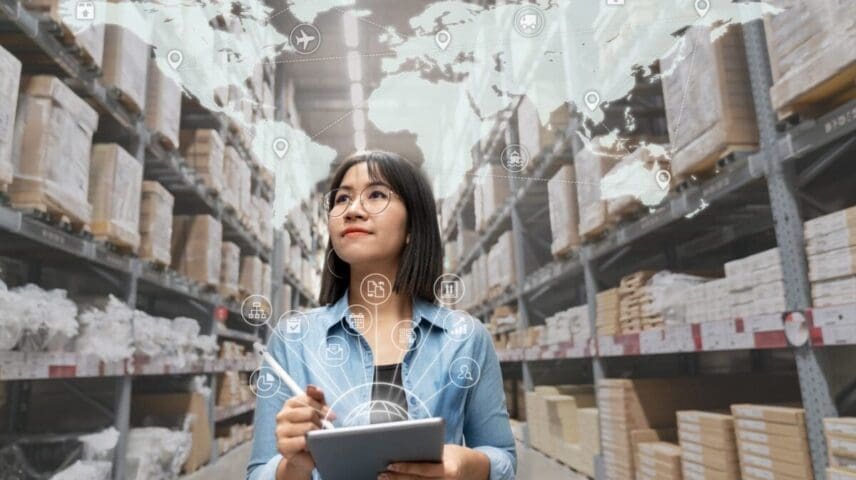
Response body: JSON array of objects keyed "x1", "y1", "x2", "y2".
[
  {"x1": 20, "y1": 205, "x2": 90, "y2": 235},
  {"x1": 91, "y1": 221, "x2": 139, "y2": 253},
  {"x1": 673, "y1": 143, "x2": 756, "y2": 185},
  {"x1": 150, "y1": 131, "x2": 178, "y2": 152},
  {"x1": 108, "y1": 86, "x2": 143, "y2": 116},
  {"x1": 141, "y1": 257, "x2": 171, "y2": 271}
]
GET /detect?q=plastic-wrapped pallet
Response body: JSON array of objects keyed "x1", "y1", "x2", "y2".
[
  {"x1": 171, "y1": 215, "x2": 222, "y2": 287},
  {"x1": 89, "y1": 144, "x2": 142, "y2": 250},
  {"x1": 102, "y1": 25, "x2": 148, "y2": 113},
  {"x1": 75, "y1": 295, "x2": 134, "y2": 362},
  {"x1": 219, "y1": 242, "x2": 240, "y2": 300},
  {"x1": 145, "y1": 57, "x2": 182, "y2": 150},
  {"x1": 805, "y1": 206, "x2": 856, "y2": 305},
  {"x1": 547, "y1": 165, "x2": 580, "y2": 257},
  {"x1": 138, "y1": 181, "x2": 173, "y2": 267},
  {"x1": 763, "y1": 0, "x2": 856, "y2": 120},
  {"x1": 0, "y1": 46, "x2": 21, "y2": 190},
  {"x1": 221, "y1": 146, "x2": 242, "y2": 212},
  {"x1": 10, "y1": 76, "x2": 98, "y2": 226},
  {"x1": 0, "y1": 283, "x2": 78, "y2": 351},
  {"x1": 180, "y1": 129, "x2": 225, "y2": 195},
  {"x1": 516, "y1": 96, "x2": 570, "y2": 161},
  {"x1": 473, "y1": 163, "x2": 510, "y2": 231},
  {"x1": 0, "y1": 279, "x2": 24, "y2": 351},
  {"x1": 125, "y1": 427, "x2": 192, "y2": 479},
  {"x1": 574, "y1": 142, "x2": 618, "y2": 239},
  {"x1": 605, "y1": 145, "x2": 671, "y2": 222},
  {"x1": 22, "y1": 0, "x2": 104, "y2": 69},
  {"x1": 661, "y1": 24, "x2": 759, "y2": 180},
  {"x1": 239, "y1": 255, "x2": 263, "y2": 296}
]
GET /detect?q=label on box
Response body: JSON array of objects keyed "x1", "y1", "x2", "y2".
[
  {"x1": 681, "y1": 422, "x2": 702, "y2": 433},
  {"x1": 737, "y1": 419, "x2": 766, "y2": 431},
  {"x1": 745, "y1": 465, "x2": 775, "y2": 480},
  {"x1": 826, "y1": 421, "x2": 856, "y2": 437},
  {"x1": 684, "y1": 451, "x2": 703, "y2": 463},
  {"x1": 744, "y1": 454, "x2": 773, "y2": 468},
  {"x1": 737, "y1": 406, "x2": 764, "y2": 419},
  {"x1": 822, "y1": 324, "x2": 856, "y2": 345},
  {"x1": 830, "y1": 437, "x2": 856, "y2": 454},
  {"x1": 739, "y1": 430, "x2": 769, "y2": 443},
  {"x1": 742, "y1": 442, "x2": 771, "y2": 456}
]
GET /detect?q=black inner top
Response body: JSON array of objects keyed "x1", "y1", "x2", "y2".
[{"x1": 370, "y1": 363, "x2": 409, "y2": 424}]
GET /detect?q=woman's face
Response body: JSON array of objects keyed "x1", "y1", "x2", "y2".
[{"x1": 328, "y1": 162, "x2": 408, "y2": 268}]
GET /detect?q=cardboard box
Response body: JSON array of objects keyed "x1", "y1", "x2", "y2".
[
  {"x1": 181, "y1": 129, "x2": 225, "y2": 195},
  {"x1": 683, "y1": 460, "x2": 742, "y2": 480},
  {"x1": 732, "y1": 404, "x2": 806, "y2": 425},
  {"x1": 681, "y1": 439, "x2": 740, "y2": 471},
  {"x1": 734, "y1": 417, "x2": 806, "y2": 438},
  {"x1": 89, "y1": 144, "x2": 142, "y2": 250},
  {"x1": 0, "y1": 46, "x2": 21, "y2": 189},
  {"x1": 806, "y1": 206, "x2": 856, "y2": 240},
  {"x1": 219, "y1": 242, "x2": 240, "y2": 299},
  {"x1": 487, "y1": 231, "x2": 517, "y2": 292},
  {"x1": 812, "y1": 276, "x2": 856, "y2": 307},
  {"x1": 738, "y1": 438, "x2": 812, "y2": 464},
  {"x1": 808, "y1": 246, "x2": 856, "y2": 282},
  {"x1": 145, "y1": 57, "x2": 182, "y2": 150},
  {"x1": 736, "y1": 428, "x2": 809, "y2": 452},
  {"x1": 547, "y1": 165, "x2": 581, "y2": 257},
  {"x1": 102, "y1": 25, "x2": 148, "y2": 113},
  {"x1": 171, "y1": 215, "x2": 222, "y2": 286},
  {"x1": 239, "y1": 255, "x2": 263, "y2": 296},
  {"x1": 473, "y1": 163, "x2": 510, "y2": 231},
  {"x1": 517, "y1": 96, "x2": 570, "y2": 158},
  {"x1": 131, "y1": 392, "x2": 211, "y2": 473},
  {"x1": 138, "y1": 181, "x2": 173, "y2": 266},
  {"x1": 22, "y1": 0, "x2": 104, "y2": 68},
  {"x1": 740, "y1": 452, "x2": 813, "y2": 479},
  {"x1": 829, "y1": 468, "x2": 856, "y2": 480},
  {"x1": 825, "y1": 417, "x2": 856, "y2": 439},
  {"x1": 574, "y1": 143, "x2": 618, "y2": 238},
  {"x1": 661, "y1": 23, "x2": 758, "y2": 179},
  {"x1": 10, "y1": 76, "x2": 98, "y2": 225}
]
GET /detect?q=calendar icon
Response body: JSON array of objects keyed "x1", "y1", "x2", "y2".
[{"x1": 76, "y1": 1, "x2": 95, "y2": 20}]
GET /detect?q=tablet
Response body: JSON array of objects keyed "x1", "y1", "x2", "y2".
[{"x1": 306, "y1": 417, "x2": 445, "y2": 480}]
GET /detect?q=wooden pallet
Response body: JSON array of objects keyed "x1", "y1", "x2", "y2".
[
  {"x1": 92, "y1": 221, "x2": 139, "y2": 253},
  {"x1": 673, "y1": 143, "x2": 756, "y2": 185},
  {"x1": 20, "y1": 205, "x2": 90, "y2": 235},
  {"x1": 108, "y1": 86, "x2": 143, "y2": 116}
]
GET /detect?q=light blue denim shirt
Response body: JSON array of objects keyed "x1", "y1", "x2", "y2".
[{"x1": 246, "y1": 290, "x2": 517, "y2": 480}]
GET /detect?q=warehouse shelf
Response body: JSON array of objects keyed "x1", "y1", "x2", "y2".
[
  {"x1": 498, "y1": 339, "x2": 594, "y2": 363},
  {"x1": 214, "y1": 401, "x2": 255, "y2": 422},
  {"x1": 215, "y1": 325, "x2": 260, "y2": 344}
]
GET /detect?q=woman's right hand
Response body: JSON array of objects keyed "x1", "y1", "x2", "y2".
[{"x1": 275, "y1": 385, "x2": 335, "y2": 477}]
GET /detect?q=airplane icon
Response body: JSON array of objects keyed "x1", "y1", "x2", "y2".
[{"x1": 294, "y1": 28, "x2": 317, "y2": 52}]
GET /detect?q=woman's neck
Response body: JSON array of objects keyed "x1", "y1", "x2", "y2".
[{"x1": 348, "y1": 262, "x2": 412, "y2": 328}]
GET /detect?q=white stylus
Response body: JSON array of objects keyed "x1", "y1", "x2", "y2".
[{"x1": 253, "y1": 342, "x2": 335, "y2": 429}]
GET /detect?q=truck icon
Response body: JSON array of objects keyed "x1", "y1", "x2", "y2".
[{"x1": 519, "y1": 13, "x2": 539, "y2": 31}]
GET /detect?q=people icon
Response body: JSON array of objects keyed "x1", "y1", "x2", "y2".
[{"x1": 457, "y1": 364, "x2": 474, "y2": 382}]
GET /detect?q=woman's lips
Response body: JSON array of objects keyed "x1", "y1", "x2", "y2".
[{"x1": 343, "y1": 231, "x2": 371, "y2": 238}]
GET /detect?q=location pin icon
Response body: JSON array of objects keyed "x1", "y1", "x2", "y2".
[
  {"x1": 655, "y1": 169, "x2": 671, "y2": 190},
  {"x1": 435, "y1": 30, "x2": 451, "y2": 51},
  {"x1": 583, "y1": 90, "x2": 601, "y2": 112},
  {"x1": 167, "y1": 49, "x2": 183, "y2": 69},
  {"x1": 694, "y1": 0, "x2": 710, "y2": 17},
  {"x1": 272, "y1": 138, "x2": 289, "y2": 159}
]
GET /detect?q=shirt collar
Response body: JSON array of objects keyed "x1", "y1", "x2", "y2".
[{"x1": 322, "y1": 289, "x2": 450, "y2": 332}]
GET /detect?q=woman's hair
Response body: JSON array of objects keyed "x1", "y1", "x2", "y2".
[{"x1": 318, "y1": 150, "x2": 443, "y2": 305}]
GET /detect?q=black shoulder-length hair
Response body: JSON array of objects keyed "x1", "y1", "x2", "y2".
[{"x1": 318, "y1": 150, "x2": 443, "y2": 305}]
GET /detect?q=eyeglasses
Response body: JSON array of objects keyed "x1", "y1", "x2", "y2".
[{"x1": 325, "y1": 185, "x2": 398, "y2": 217}]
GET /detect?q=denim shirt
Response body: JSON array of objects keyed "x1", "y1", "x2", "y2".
[{"x1": 246, "y1": 291, "x2": 517, "y2": 480}]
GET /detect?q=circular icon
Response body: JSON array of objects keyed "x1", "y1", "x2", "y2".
[
  {"x1": 443, "y1": 310, "x2": 477, "y2": 342},
  {"x1": 449, "y1": 357, "x2": 481, "y2": 389},
  {"x1": 318, "y1": 335, "x2": 350, "y2": 367},
  {"x1": 273, "y1": 310, "x2": 309, "y2": 343},
  {"x1": 500, "y1": 144, "x2": 530, "y2": 174},
  {"x1": 359, "y1": 273, "x2": 392, "y2": 306},
  {"x1": 290, "y1": 23, "x2": 322, "y2": 55},
  {"x1": 344, "y1": 304, "x2": 373, "y2": 337},
  {"x1": 241, "y1": 294, "x2": 273, "y2": 327},
  {"x1": 433, "y1": 273, "x2": 466, "y2": 305},
  {"x1": 513, "y1": 6, "x2": 545, "y2": 38},
  {"x1": 249, "y1": 366, "x2": 283, "y2": 399},
  {"x1": 391, "y1": 320, "x2": 421, "y2": 352}
]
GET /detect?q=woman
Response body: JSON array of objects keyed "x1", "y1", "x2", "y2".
[{"x1": 247, "y1": 151, "x2": 516, "y2": 480}]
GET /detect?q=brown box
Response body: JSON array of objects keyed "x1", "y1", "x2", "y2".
[
  {"x1": 825, "y1": 417, "x2": 856, "y2": 440},
  {"x1": 547, "y1": 165, "x2": 580, "y2": 257},
  {"x1": 10, "y1": 76, "x2": 98, "y2": 225},
  {"x1": 239, "y1": 255, "x2": 263, "y2": 296},
  {"x1": 145, "y1": 57, "x2": 182, "y2": 150},
  {"x1": 0, "y1": 46, "x2": 21, "y2": 189},
  {"x1": 22, "y1": 0, "x2": 104, "y2": 68},
  {"x1": 473, "y1": 163, "x2": 510, "y2": 231},
  {"x1": 683, "y1": 460, "x2": 741, "y2": 480},
  {"x1": 171, "y1": 215, "x2": 222, "y2": 286},
  {"x1": 131, "y1": 392, "x2": 211, "y2": 473},
  {"x1": 661, "y1": 23, "x2": 759, "y2": 179},
  {"x1": 829, "y1": 468, "x2": 856, "y2": 480},
  {"x1": 138, "y1": 181, "x2": 173, "y2": 266},
  {"x1": 736, "y1": 428, "x2": 809, "y2": 452},
  {"x1": 574, "y1": 143, "x2": 618, "y2": 238},
  {"x1": 89, "y1": 144, "x2": 142, "y2": 250},
  {"x1": 102, "y1": 25, "x2": 148, "y2": 113},
  {"x1": 732, "y1": 404, "x2": 806, "y2": 425},
  {"x1": 221, "y1": 146, "x2": 242, "y2": 212},
  {"x1": 517, "y1": 96, "x2": 570, "y2": 159},
  {"x1": 740, "y1": 451, "x2": 813, "y2": 479},
  {"x1": 734, "y1": 417, "x2": 806, "y2": 438},
  {"x1": 181, "y1": 129, "x2": 225, "y2": 195},
  {"x1": 680, "y1": 439, "x2": 740, "y2": 472},
  {"x1": 219, "y1": 242, "x2": 240, "y2": 300},
  {"x1": 738, "y1": 438, "x2": 812, "y2": 465}
]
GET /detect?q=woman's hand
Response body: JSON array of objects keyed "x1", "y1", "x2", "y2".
[
  {"x1": 379, "y1": 444, "x2": 490, "y2": 480},
  {"x1": 275, "y1": 385, "x2": 335, "y2": 479}
]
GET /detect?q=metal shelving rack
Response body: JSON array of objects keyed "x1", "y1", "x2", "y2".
[
  {"x1": 0, "y1": 1, "x2": 321, "y2": 478},
  {"x1": 444, "y1": 13, "x2": 856, "y2": 480}
]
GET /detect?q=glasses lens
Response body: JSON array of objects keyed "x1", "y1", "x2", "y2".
[
  {"x1": 327, "y1": 189, "x2": 350, "y2": 217},
  {"x1": 361, "y1": 185, "x2": 392, "y2": 215}
]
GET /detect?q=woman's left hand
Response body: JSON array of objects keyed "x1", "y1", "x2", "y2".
[{"x1": 379, "y1": 444, "x2": 490, "y2": 480}]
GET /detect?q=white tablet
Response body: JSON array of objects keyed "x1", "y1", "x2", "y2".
[{"x1": 306, "y1": 417, "x2": 445, "y2": 480}]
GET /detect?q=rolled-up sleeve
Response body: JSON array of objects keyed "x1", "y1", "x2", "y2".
[{"x1": 463, "y1": 325, "x2": 517, "y2": 480}]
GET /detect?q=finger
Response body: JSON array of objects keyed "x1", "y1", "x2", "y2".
[
  {"x1": 283, "y1": 406, "x2": 322, "y2": 424},
  {"x1": 282, "y1": 420, "x2": 320, "y2": 438},
  {"x1": 305, "y1": 385, "x2": 337, "y2": 420},
  {"x1": 284, "y1": 395, "x2": 333, "y2": 419},
  {"x1": 277, "y1": 436, "x2": 307, "y2": 456},
  {"x1": 387, "y1": 462, "x2": 445, "y2": 477},
  {"x1": 379, "y1": 473, "x2": 435, "y2": 480}
]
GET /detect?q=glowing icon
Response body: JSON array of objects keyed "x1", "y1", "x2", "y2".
[
  {"x1": 500, "y1": 144, "x2": 530, "y2": 173},
  {"x1": 440, "y1": 280, "x2": 459, "y2": 301},
  {"x1": 75, "y1": 1, "x2": 94, "y2": 20},
  {"x1": 513, "y1": 6, "x2": 545, "y2": 38},
  {"x1": 457, "y1": 365, "x2": 474, "y2": 382},
  {"x1": 606, "y1": 0, "x2": 625, "y2": 4},
  {"x1": 247, "y1": 301, "x2": 268, "y2": 322},
  {"x1": 399, "y1": 326, "x2": 415, "y2": 346},
  {"x1": 655, "y1": 170, "x2": 671, "y2": 191},
  {"x1": 290, "y1": 23, "x2": 321, "y2": 55},
  {"x1": 451, "y1": 319, "x2": 470, "y2": 338},
  {"x1": 349, "y1": 312, "x2": 365, "y2": 330},
  {"x1": 325, "y1": 343, "x2": 344, "y2": 362},
  {"x1": 694, "y1": 0, "x2": 710, "y2": 17},
  {"x1": 166, "y1": 50, "x2": 183, "y2": 70},
  {"x1": 366, "y1": 280, "x2": 386, "y2": 299},
  {"x1": 435, "y1": 30, "x2": 451, "y2": 51},
  {"x1": 584, "y1": 90, "x2": 601, "y2": 112},
  {"x1": 273, "y1": 138, "x2": 289, "y2": 159},
  {"x1": 285, "y1": 316, "x2": 301, "y2": 335}
]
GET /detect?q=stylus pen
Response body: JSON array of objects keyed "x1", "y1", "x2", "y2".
[{"x1": 253, "y1": 342, "x2": 335, "y2": 429}]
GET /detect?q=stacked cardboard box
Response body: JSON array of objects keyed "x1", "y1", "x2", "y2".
[
  {"x1": 575, "y1": 142, "x2": 619, "y2": 239},
  {"x1": 618, "y1": 270, "x2": 656, "y2": 333},
  {"x1": 516, "y1": 96, "x2": 570, "y2": 161},
  {"x1": 732, "y1": 404, "x2": 813, "y2": 480},
  {"x1": 677, "y1": 411, "x2": 740, "y2": 480},
  {"x1": 0, "y1": 46, "x2": 21, "y2": 190},
  {"x1": 805, "y1": 206, "x2": 856, "y2": 306},
  {"x1": 487, "y1": 231, "x2": 517, "y2": 296},
  {"x1": 89, "y1": 144, "x2": 143, "y2": 250},
  {"x1": 606, "y1": 146, "x2": 671, "y2": 222},
  {"x1": 102, "y1": 25, "x2": 148, "y2": 113},
  {"x1": 660, "y1": 24, "x2": 759, "y2": 180},
  {"x1": 145, "y1": 57, "x2": 182, "y2": 150},
  {"x1": 217, "y1": 371, "x2": 252, "y2": 407},
  {"x1": 543, "y1": 304, "x2": 590, "y2": 345},
  {"x1": 138, "y1": 181, "x2": 173, "y2": 266},
  {"x1": 235, "y1": 157, "x2": 251, "y2": 226},
  {"x1": 473, "y1": 163, "x2": 510, "y2": 231},
  {"x1": 684, "y1": 278, "x2": 732, "y2": 324},
  {"x1": 578, "y1": 407, "x2": 601, "y2": 477},
  {"x1": 10, "y1": 76, "x2": 98, "y2": 227},
  {"x1": 825, "y1": 417, "x2": 856, "y2": 475},
  {"x1": 23, "y1": 0, "x2": 104, "y2": 68},
  {"x1": 597, "y1": 288, "x2": 620, "y2": 336},
  {"x1": 239, "y1": 255, "x2": 263, "y2": 297},
  {"x1": 763, "y1": 0, "x2": 856, "y2": 120},
  {"x1": 525, "y1": 385, "x2": 597, "y2": 475},
  {"x1": 547, "y1": 165, "x2": 581, "y2": 257},
  {"x1": 171, "y1": 215, "x2": 222, "y2": 287},
  {"x1": 725, "y1": 248, "x2": 786, "y2": 317},
  {"x1": 636, "y1": 442, "x2": 682, "y2": 480},
  {"x1": 181, "y1": 129, "x2": 225, "y2": 196},
  {"x1": 221, "y1": 146, "x2": 241, "y2": 213},
  {"x1": 219, "y1": 242, "x2": 240, "y2": 300}
]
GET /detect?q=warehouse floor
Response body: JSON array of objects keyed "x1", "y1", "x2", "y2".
[{"x1": 184, "y1": 439, "x2": 577, "y2": 479}]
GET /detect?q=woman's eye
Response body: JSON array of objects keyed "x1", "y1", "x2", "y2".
[
  {"x1": 368, "y1": 189, "x2": 388, "y2": 199},
  {"x1": 335, "y1": 193, "x2": 350, "y2": 204}
]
